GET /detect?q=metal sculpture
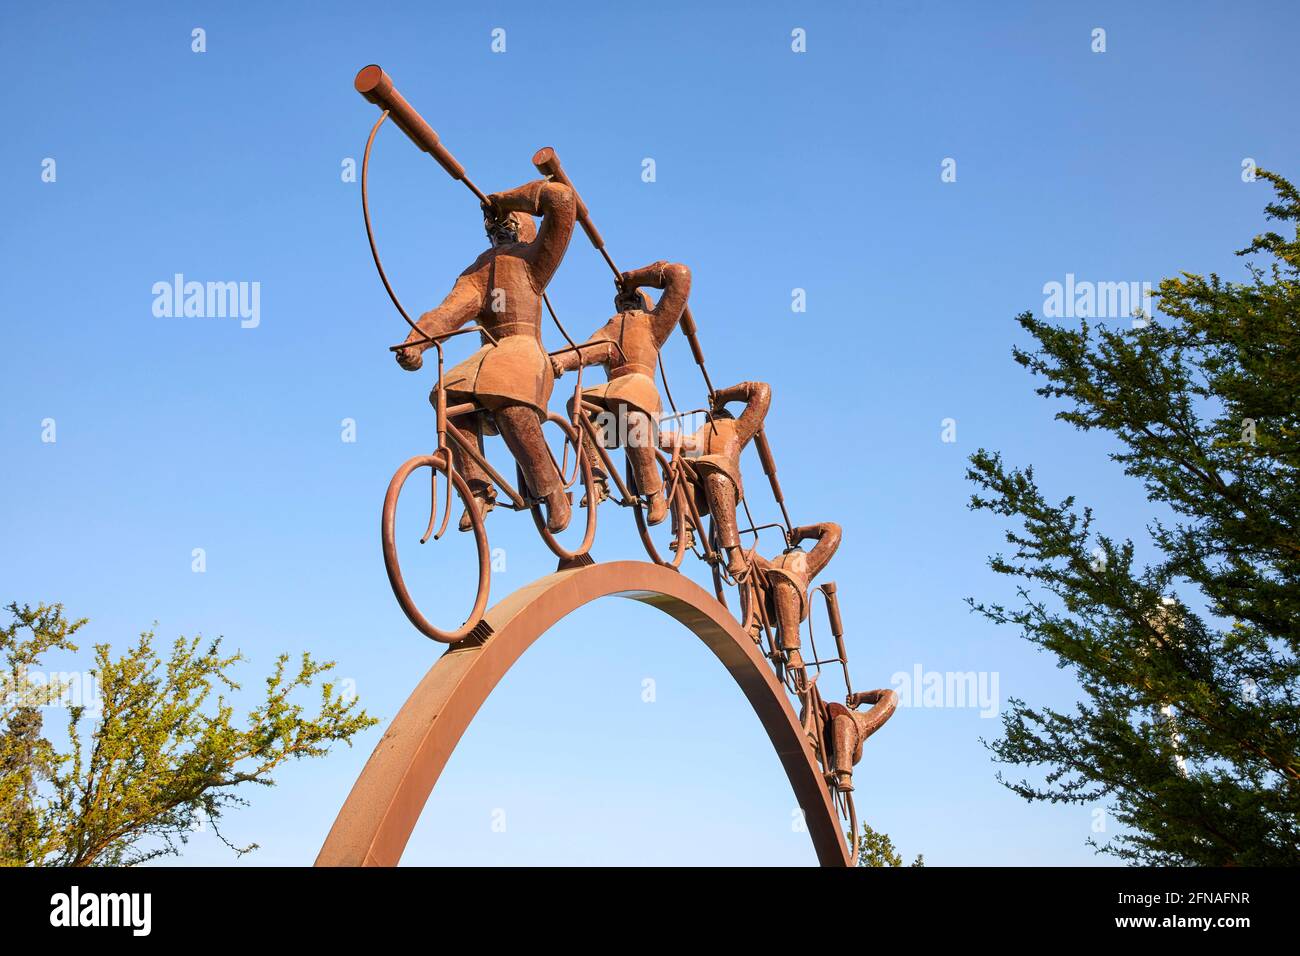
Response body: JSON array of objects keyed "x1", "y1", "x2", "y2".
[
  {"x1": 337, "y1": 64, "x2": 898, "y2": 865},
  {"x1": 746, "y1": 521, "x2": 843, "y2": 691},
  {"x1": 316, "y1": 561, "x2": 851, "y2": 866},
  {"x1": 671, "y1": 381, "x2": 772, "y2": 578},
  {"x1": 553, "y1": 259, "x2": 692, "y2": 528},
  {"x1": 392, "y1": 175, "x2": 579, "y2": 536}
]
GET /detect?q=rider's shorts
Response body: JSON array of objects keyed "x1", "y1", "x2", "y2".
[
  {"x1": 581, "y1": 371, "x2": 662, "y2": 420},
  {"x1": 438, "y1": 335, "x2": 554, "y2": 418},
  {"x1": 763, "y1": 564, "x2": 811, "y2": 624}
]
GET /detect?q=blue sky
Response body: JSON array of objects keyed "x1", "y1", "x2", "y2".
[{"x1": 2, "y1": 0, "x2": 1296, "y2": 866}]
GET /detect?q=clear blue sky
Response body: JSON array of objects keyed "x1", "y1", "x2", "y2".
[{"x1": 2, "y1": 0, "x2": 1295, "y2": 866}]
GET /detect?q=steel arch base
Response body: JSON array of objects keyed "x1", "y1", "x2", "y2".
[{"x1": 315, "y1": 560, "x2": 851, "y2": 867}]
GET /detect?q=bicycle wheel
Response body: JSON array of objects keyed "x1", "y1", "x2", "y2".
[
  {"x1": 521, "y1": 412, "x2": 597, "y2": 561},
  {"x1": 382, "y1": 450, "x2": 491, "y2": 643},
  {"x1": 628, "y1": 451, "x2": 689, "y2": 569},
  {"x1": 841, "y1": 788, "x2": 859, "y2": 865}
]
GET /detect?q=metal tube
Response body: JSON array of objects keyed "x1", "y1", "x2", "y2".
[
  {"x1": 532, "y1": 147, "x2": 617, "y2": 275},
  {"x1": 355, "y1": 65, "x2": 487, "y2": 201}
]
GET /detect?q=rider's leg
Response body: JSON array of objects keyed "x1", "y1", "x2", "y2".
[
  {"x1": 621, "y1": 407, "x2": 666, "y2": 524},
  {"x1": 704, "y1": 472, "x2": 746, "y2": 575},
  {"x1": 445, "y1": 412, "x2": 496, "y2": 531},
  {"x1": 494, "y1": 403, "x2": 571, "y2": 533},
  {"x1": 771, "y1": 579, "x2": 806, "y2": 682},
  {"x1": 567, "y1": 393, "x2": 609, "y2": 506},
  {"x1": 829, "y1": 711, "x2": 859, "y2": 791}
]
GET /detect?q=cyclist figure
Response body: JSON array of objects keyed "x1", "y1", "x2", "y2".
[
  {"x1": 394, "y1": 178, "x2": 578, "y2": 533},
  {"x1": 665, "y1": 381, "x2": 771, "y2": 576},
  {"x1": 823, "y1": 690, "x2": 899, "y2": 792},
  {"x1": 552, "y1": 260, "x2": 692, "y2": 525},
  {"x1": 799, "y1": 682, "x2": 898, "y2": 793},
  {"x1": 748, "y1": 521, "x2": 842, "y2": 689}
]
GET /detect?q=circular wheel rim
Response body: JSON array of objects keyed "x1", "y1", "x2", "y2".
[
  {"x1": 524, "y1": 412, "x2": 598, "y2": 560},
  {"x1": 628, "y1": 451, "x2": 688, "y2": 569},
  {"x1": 382, "y1": 450, "x2": 491, "y2": 642},
  {"x1": 738, "y1": 574, "x2": 763, "y2": 638},
  {"x1": 843, "y1": 789, "x2": 858, "y2": 865}
]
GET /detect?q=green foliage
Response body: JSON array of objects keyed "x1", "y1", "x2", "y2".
[
  {"x1": 967, "y1": 172, "x2": 1300, "y2": 865},
  {"x1": 853, "y1": 822, "x2": 924, "y2": 867},
  {"x1": 0, "y1": 602, "x2": 377, "y2": 866}
]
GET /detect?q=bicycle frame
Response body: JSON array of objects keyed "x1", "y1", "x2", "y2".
[
  {"x1": 389, "y1": 326, "x2": 591, "y2": 517},
  {"x1": 800, "y1": 582, "x2": 855, "y2": 698}
]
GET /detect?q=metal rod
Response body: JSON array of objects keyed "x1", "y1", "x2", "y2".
[
  {"x1": 358, "y1": 67, "x2": 580, "y2": 349},
  {"x1": 754, "y1": 429, "x2": 794, "y2": 533},
  {"x1": 356, "y1": 65, "x2": 488, "y2": 203}
]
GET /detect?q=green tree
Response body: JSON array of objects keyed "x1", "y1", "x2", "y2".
[
  {"x1": 966, "y1": 171, "x2": 1300, "y2": 865},
  {"x1": 853, "y1": 822, "x2": 924, "y2": 867},
  {"x1": 0, "y1": 601, "x2": 377, "y2": 866}
]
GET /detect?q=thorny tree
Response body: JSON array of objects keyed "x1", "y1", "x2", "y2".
[{"x1": 1, "y1": 602, "x2": 376, "y2": 866}]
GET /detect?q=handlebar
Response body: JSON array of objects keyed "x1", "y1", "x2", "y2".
[
  {"x1": 388, "y1": 324, "x2": 499, "y2": 352},
  {"x1": 547, "y1": 339, "x2": 629, "y2": 367}
]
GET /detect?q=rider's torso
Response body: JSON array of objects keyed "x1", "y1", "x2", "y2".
[
  {"x1": 468, "y1": 246, "x2": 543, "y2": 343},
  {"x1": 605, "y1": 311, "x2": 657, "y2": 379}
]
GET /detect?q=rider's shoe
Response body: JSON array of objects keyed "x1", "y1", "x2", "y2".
[
  {"x1": 545, "y1": 488, "x2": 572, "y2": 534},
  {"x1": 834, "y1": 769, "x2": 854, "y2": 793},
  {"x1": 727, "y1": 547, "x2": 749, "y2": 577},
  {"x1": 681, "y1": 523, "x2": 696, "y2": 551},
  {"x1": 580, "y1": 473, "x2": 610, "y2": 509},
  {"x1": 458, "y1": 487, "x2": 497, "y2": 533},
  {"x1": 646, "y1": 493, "x2": 669, "y2": 526}
]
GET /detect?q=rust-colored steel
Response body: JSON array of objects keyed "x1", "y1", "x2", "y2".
[
  {"x1": 355, "y1": 65, "x2": 473, "y2": 188},
  {"x1": 315, "y1": 560, "x2": 852, "y2": 867},
  {"x1": 532, "y1": 146, "x2": 608, "y2": 259}
]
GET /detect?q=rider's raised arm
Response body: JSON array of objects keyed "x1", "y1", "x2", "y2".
[
  {"x1": 847, "y1": 689, "x2": 899, "y2": 738},
  {"x1": 795, "y1": 521, "x2": 842, "y2": 578},
  {"x1": 403, "y1": 273, "x2": 484, "y2": 347},
  {"x1": 553, "y1": 321, "x2": 617, "y2": 375},
  {"x1": 711, "y1": 381, "x2": 772, "y2": 446},
  {"x1": 490, "y1": 179, "x2": 577, "y2": 291},
  {"x1": 622, "y1": 261, "x2": 692, "y2": 347}
]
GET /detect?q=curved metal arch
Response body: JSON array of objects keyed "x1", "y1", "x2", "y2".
[{"x1": 315, "y1": 560, "x2": 851, "y2": 867}]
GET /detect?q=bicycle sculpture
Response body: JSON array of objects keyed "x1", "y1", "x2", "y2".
[{"x1": 349, "y1": 64, "x2": 898, "y2": 864}]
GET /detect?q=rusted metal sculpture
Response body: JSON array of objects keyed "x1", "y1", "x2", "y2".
[
  {"x1": 824, "y1": 690, "x2": 900, "y2": 793},
  {"x1": 344, "y1": 64, "x2": 899, "y2": 866},
  {"x1": 360, "y1": 67, "x2": 599, "y2": 641},
  {"x1": 554, "y1": 260, "x2": 692, "y2": 527},
  {"x1": 747, "y1": 522, "x2": 842, "y2": 690},
  {"x1": 669, "y1": 381, "x2": 772, "y2": 577},
  {"x1": 394, "y1": 174, "x2": 578, "y2": 536},
  {"x1": 316, "y1": 560, "x2": 851, "y2": 866}
]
